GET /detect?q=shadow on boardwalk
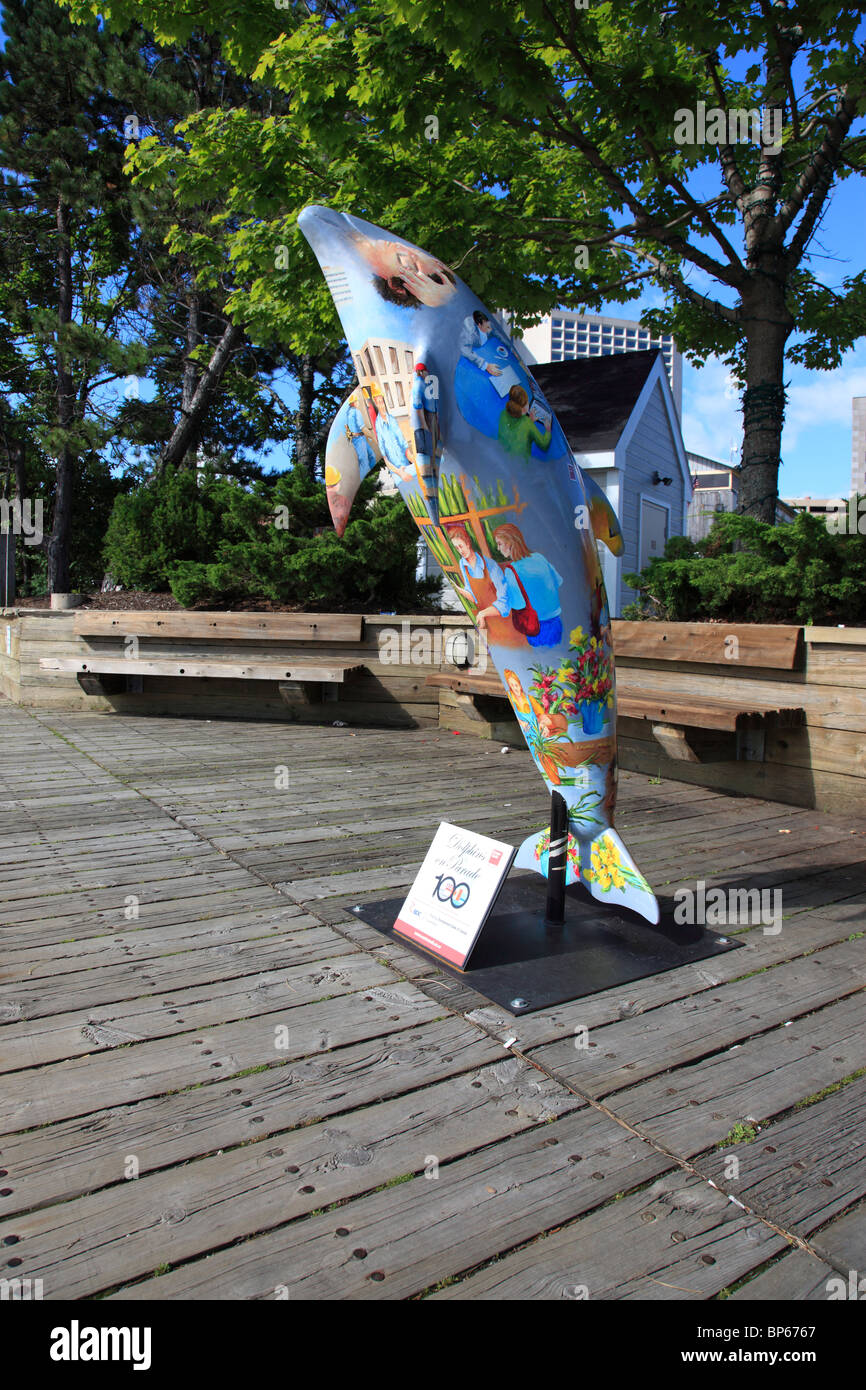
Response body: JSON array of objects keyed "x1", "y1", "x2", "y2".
[{"x1": 1, "y1": 700, "x2": 865, "y2": 1300}]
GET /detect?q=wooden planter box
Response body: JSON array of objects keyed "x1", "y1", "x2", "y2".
[
  {"x1": 0, "y1": 608, "x2": 475, "y2": 731},
  {"x1": 431, "y1": 619, "x2": 866, "y2": 817},
  {"x1": 4, "y1": 608, "x2": 866, "y2": 814}
]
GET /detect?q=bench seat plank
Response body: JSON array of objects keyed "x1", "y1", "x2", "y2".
[
  {"x1": 426, "y1": 671, "x2": 505, "y2": 698},
  {"x1": 426, "y1": 672, "x2": 804, "y2": 732},
  {"x1": 618, "y1": 692, "x2": 804, "y2": 732}
]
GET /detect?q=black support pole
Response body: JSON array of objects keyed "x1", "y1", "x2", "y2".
[{"x1": 545, "y1": 790, "x2": 568, "y2": 929}]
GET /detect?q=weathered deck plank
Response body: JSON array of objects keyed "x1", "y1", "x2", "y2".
[
  {"x1": 429, "y1": 1171, "x2": 786, "y2": 1301},
  {"x1": 610, "y1": 993, "x2": 866, "y2": 1155},
  {"x1": 113, "y1": 1105, "x2": 674, "y2": 1301},
  {"x1": 0, "y1": 1018, "x2": 503, "y2": 1217},
  {"x1": 729, "y1": 1250, "x2": 841, "y2": 1300},
  {"x1": 526, "y1": 940, "x2": 866, "y2": 1098},
  {"x1": 697, "y1": 1077, "x2": 866, "y2": 1239},
  {"x1": 6, "y1": 1056, "x2": 579, "y2": 1300},
  {"x1": 1, "y1": 699, "x2": 864, "y2": 1301},
  {"x1": 0, "y1": 974, "x2": 438, "y2": 1131}
]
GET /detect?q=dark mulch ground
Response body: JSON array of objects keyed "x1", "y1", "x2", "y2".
[
  {"x1": 11, "y1": 591, "x2": 426, "y2": 614},
  {"x1": 13, "y1": 590, "x2": 183, "y2": 611}
]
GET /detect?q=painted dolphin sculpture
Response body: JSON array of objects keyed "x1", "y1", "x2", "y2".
[{"x1": 299, "y1": 205, "x2": 658, "y2": 924}]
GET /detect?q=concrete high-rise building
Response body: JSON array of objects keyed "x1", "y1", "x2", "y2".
[
  {"x1": 852, "y1": 397, "x2": 866, "y2": 497},
  {"x1": 514, "y1": 311, "x2": 683, "y2": 418}
]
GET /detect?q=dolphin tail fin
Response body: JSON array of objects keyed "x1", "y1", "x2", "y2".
[
  {"x1": 514, "y1": 824, "x2": 659, "y2": 925},
  {"x1": 583, "y1": 827, "x2": 659, "y2": 924}
]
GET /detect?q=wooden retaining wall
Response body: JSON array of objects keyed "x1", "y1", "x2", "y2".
[
  {"x1": 4, "y1": 610, "x2": 866, "y2": 814},
  {"x1": 0, "y1": 610, "x2": 476, "y2": 730},
  {"x1": 613, "y1": 626, "x2": 866, "y2": 814}
]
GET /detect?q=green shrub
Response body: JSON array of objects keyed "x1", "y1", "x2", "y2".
[
  {"x1": 104, "y1": 463, "x2": 440, "y2": 612},
  {"x1": 625, "y1": 510, "x2": 866, "y2": 625},
  {"x1": 103, "y1": 466, "x2": 224, "y2": 590}
]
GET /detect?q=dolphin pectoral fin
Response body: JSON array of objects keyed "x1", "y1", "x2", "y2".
[
  {"x1": 514, "y1": 828, "x2": 581, "y2": 886},
  {"x1": 324, "y1": 413, "x2": 354, "y2": 539},
  {"x1": 583, "y1": 473, "x2": 624, "y2": 557},
  {"x1": 582, "y1": 828, "x2": 660, "y2": 925},
  {"x1": 325, "y1": 390, "x2": 380, "y2": 539}
]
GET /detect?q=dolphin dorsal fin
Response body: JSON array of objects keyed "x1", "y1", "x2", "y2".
[{"x1": 582, "y1": 472, "x2": 624, "y2": 556}]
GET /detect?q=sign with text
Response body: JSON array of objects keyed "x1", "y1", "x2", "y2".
[{"x1": 394, "y1": 823, "x2": 515, "y2": 970}]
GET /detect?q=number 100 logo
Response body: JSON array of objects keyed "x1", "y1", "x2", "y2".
[{"x1": 433, "y1": 875, "x2": 471, "y2": 908}]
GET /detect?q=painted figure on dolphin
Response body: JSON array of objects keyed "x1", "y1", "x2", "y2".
[{"x1": 299, "y1": 205, "x2": 658, "y2": 925}]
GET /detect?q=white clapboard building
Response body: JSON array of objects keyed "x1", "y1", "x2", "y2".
[{"x1": 530, "y1": 352, "x2": 691, "y2": 615}]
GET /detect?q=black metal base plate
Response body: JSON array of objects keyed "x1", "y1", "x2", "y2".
[{"x1": 355, "y1": 872, "x2": 743, "y2": 1015}]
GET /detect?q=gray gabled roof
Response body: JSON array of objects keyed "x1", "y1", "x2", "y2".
[{"x1": 529, "y1": 350, "x2": 661, "y2": 453}]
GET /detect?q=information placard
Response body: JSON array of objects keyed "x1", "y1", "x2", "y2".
[{"x1": 393, "y1": 823, "x2": 515, "y2": 970}]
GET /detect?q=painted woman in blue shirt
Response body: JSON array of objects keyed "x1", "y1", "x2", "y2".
[
  {"x1": 444, "y1": 521, "x2": 525, "y2": 649},
  {"x1": 494, "y1": 523, "x2": 564, "y2": 648}
]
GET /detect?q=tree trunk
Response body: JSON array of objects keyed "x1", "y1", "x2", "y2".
[
  {"x1": 48, "y1": 197, "x2": 74, "y2": 594},
  {"x1": 11, "y1": 441, "x2": 31, "y2": 592},
  {"x1": 293, "y1": 354, "x2": 318, "y2": 480},
  {"x1": 180, "y1": 292, "x2": 201, "y2": 470},
  {"x1": 737, "y1": 255, "x2": 794, "y2": 523},
  {"x1": 158, "y1": 318, "x2": 243, "y2": 473}
]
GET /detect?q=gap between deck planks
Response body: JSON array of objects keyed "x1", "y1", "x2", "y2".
[{"x1": 2, "y1": 703, "x2": 865, "y2": 1301}]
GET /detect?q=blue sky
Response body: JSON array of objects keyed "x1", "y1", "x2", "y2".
[{"x1": 607, "y1": 169, "x2": 866, "y2": 501}]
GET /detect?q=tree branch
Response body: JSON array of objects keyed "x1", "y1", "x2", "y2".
[{"x1": 777, "y1": 85, "x2": 864, "y2": 241}]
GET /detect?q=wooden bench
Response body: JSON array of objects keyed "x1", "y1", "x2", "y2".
[
  {"x1": 40, "y1": 611, "x2": 365, "y2": 708},
  {"x1": 613, "y1": 620, "x2": 805, "y2": 761},
  {"x1": 615, "y1": 685, "x2": 804, "y2": 762},
  {"x1": 427, "y1": 621, "x2": 806, "y2": 762}
]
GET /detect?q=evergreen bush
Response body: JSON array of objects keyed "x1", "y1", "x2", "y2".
[
  {"x1": 103, "y1": 463, "x2": 440, "y2": 612},
  {"x1": 624, "y1": 510, "x2": 866, "y2": 625}
]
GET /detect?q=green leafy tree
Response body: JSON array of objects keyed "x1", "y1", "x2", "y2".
[
  {"x1": 104, "y1": 461, "x2": 439, "y2": 610},
  {"x1": 59, "y1": 0, "x2": 866, "y2": 521},
  {"x1": 0, "y1": 0, "x2": 152, "y2": 591},
  {"x1": 110, "y1": 25, "x2": 350, "y2": 483}
]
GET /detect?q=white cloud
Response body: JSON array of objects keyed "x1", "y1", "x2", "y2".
[
  {"x1": 681, "y1": 357, "x2": 741, "y2": 464},
  {"x1": 679, "y1": 343, "x2": 866, "y2": 490},
  {"x1": 782, "y1": 348, "x2": 866, "y2": 450}
]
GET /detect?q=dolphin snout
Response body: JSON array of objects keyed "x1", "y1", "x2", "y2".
[{"x1": 298, "y1": 204, "x2": 357, "y2": 252}]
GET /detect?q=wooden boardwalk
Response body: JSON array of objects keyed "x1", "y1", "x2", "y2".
[{"x1": 1, "y1": 696, "x2": 865, "y2": 1301}]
